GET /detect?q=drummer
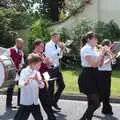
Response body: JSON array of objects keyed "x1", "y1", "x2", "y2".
[{"x1": 6, "y1": 38, "x2": 24, "y2": 108}]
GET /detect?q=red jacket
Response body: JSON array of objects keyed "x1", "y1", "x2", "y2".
[{"x1": 10, "y1": 47, "x2": 23, "y2": 70}]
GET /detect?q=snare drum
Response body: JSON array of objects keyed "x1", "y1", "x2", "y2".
[{"x1": 0, "y1": 55, "x2": 16, "y2": 88}]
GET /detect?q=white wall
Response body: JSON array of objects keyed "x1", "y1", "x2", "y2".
[
  {"x1": 99, "y1": 0, "x2": 120, "y2": 24},
  {"x1": 51, "y1": 0, "x2": 120, "y2": 31}
]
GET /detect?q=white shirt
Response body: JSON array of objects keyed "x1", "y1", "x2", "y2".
[
  {"x1": 19, "y1": 66, "x2": 44, "y2": 105},
  {"x1": 98, "y1": 54, "x2": 112, "y2": 71},
  {"x1": 80, "y1": 44, "x2": 98, "y2": 67},
  {"x1": 45, "y1": 40, "x2": 61, "y2": 67}
]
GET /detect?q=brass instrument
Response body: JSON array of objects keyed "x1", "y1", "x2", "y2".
[
  {"x1": 59, "y1": 40, "x2": 73, "y2": 58},
  {"x1": 97, "y1": 42, "x2": 120, "y2": 65}
]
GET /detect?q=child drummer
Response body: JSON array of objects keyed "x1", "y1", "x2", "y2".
[{"x1": 14, "y1": 53, "x2": 43, "y2": 120}]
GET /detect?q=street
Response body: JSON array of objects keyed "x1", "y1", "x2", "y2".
[{"x1": 0, "y1": 95, "x2": 120, "y2": 120}]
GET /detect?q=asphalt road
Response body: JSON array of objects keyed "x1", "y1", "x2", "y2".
[{"x1": 0, "y1": 95, "x2": 120, "y2": 120}]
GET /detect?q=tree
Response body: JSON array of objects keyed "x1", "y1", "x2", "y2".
[
  {"x1": 0, "y1": 8, "x2": 30, "y2": 48},
  {"x1": 33, "y1": 0, "x2": 65, "y2": 21},
  {"x1": 0, "y1": 0, "x2": 65, "y2": 21},
  {"x1": 49, "y1": 0, "x2": 65, "y2": 21},
  {"x1": 28, "y1": 18, "x2": 51, "y2": 52},
  {"x1": 95, "y1": 20, "x2": 120, "y2": 42},
  {"x1": 0, "y1": 0, "x2": 8, "y2": 8}
]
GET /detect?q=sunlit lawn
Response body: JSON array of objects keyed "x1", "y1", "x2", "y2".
[
  {"x1": 0, "y1": 69, "x2": 120, "y2": 97},
  {"x1": 62, "y1": 69, "x2": 120, "y2": 97}
]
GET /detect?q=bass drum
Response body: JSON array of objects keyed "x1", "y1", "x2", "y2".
[{"x1": 0, "y1": 55, "x2": 16, "y2": 88}]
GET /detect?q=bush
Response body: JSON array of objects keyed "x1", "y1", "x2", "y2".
[
  {"x1": 59, "y1": 19, "x2": 120, "y2": 56},
  {"x1": 58, "y1": 19, "x2": 120, "y2": 68},
  {"x1": 0, "y1": 8, "x2": 30, "y2": 48},
  {"x1": 62, "y1": 0, "x2": 85, "y2": 21},
  {"x1": 95, "y1": 20, "x2": 120, "y2": 42},
  {"x1": 28, "y1": 18, "x2": 51, "y2": 52},
  {"x1": 59, "y1": 19, "x2": 94, "y2": 56},
  {"x1": 58, "y1": 19, "x2": 94, "y2": 68}
]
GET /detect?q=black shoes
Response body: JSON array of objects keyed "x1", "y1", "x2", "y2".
[
  {"x1": 53, "y1": 104, "x2": 61, "y2": 111},
  {"x1": 6, "y1": 104, "x2": 12, "y2": 109},
  {"x1": 6, "y1": 104, "x2": 20, "y2": 109},
  {"x1": 52, "y1": 109, "x2": 60, "y2": 113},
  {"x1": 102, "y1": 104, "x2": 113, "y2": 115},
  {"x1": 102, "y1": 110, "x2": 113, "y2": 115}
]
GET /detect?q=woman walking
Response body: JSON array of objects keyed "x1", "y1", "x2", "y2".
[
  {"x1": 98, "y1": 39, "x2": 114, "y2": 115},
  {"x1": 78, "y1": 31, "x2": 107, "y2": 120}
]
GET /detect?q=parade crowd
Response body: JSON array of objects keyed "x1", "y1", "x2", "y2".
[{"x1": 1, "y1": 31, "x2": 117, "y2": 120}]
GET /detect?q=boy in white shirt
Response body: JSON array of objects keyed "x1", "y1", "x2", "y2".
[{"x1": 14, "y1": 53, "x2": 43, "y2": 120}]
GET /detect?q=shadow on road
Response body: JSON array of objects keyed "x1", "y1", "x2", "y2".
[
  {"x1": 55, "y1": 112, "x2": 67, "y2": 120},
  {"x1": 94, "y1": 114, "x2": 119, "y2": 120},
  {"x1": 0, "y1": 108, "x2": 17, "y2": 120}
]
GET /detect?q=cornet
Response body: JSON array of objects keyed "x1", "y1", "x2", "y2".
[
  {"x1": 102, "y1": 42, "x2": 120, "y2": 64},
  {"x1": 59, "y1": 40, "x2": 73, "y2": 58}
]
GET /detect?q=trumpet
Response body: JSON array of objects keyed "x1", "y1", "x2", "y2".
[
  {"x1": 99, "y1": 42, "x2": 120, "y2": 65},
  {"x1": 96, "y1": 42, "x2": 120, "y2": 55},
  {"x1": 58, "y1": 40, "x2": 73, "y2": 58},
  {"x1": 60, "y1": 40, "x2": 73, "y2": 52}
]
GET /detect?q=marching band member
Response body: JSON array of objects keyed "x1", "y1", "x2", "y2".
[
  {"x1": 45, "y1": 32, "x2": 65, "y2": 110},
  {"x1": 6, "y1": 38, "x2": 24, "y2": 108},
  {"x1": 98, "y1": 39, "x2": 114, "y2": 115},
  {"x1": 78, "y1": 31, "x2": 107, "y2": 120},
  {"x1": 33, "y1": 40, "x2": 56, "y2": 120},
  {"x1": 14, "y1": 53, "x2": 43, "y2": 120}
]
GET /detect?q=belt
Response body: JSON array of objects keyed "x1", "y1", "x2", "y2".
[
  {"x1": 82, "y1": 67, "x2": 98, "y2": 71},
  {"x1": 54, "y1": 66, "x2": 59, "y2": 69}
]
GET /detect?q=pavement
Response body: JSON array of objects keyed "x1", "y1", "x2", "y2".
[{"x1": 0, "y1": 95, "x2": 120, "y2": 120}]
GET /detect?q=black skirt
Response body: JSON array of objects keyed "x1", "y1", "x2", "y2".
[
  {"x1": 78, "y1": 67, "x2": 99, "y2": 95},
  {"x1": 98, "y1": 71, "x2": 112, "y2": 98}
]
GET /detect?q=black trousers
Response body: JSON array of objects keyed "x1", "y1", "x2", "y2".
[
  {"x1": 6, "y1": 84, "x2": 20, "y2": 106},
  {"x1": 98, "y1": 71, "x2": 112, "y2": 112},
  {"x1": 39, "y1": 88, "x2": 56, "y2": 120},
  {"x1": 81, "y1": 94, "x2": 100, "y2": 120},
  {"x1": 14, "y1": 104, "x2": 43, "y2": 120},
  {"x1": 48, "y1": 67, "x2": 65, "y2": 105},
  {"x1": 6, "y1": 71, "x2": 21, "y2": 107}
]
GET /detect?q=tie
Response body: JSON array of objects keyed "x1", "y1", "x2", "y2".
[
  {"x1": 17, "y1": 48, "x2": 20, "y2": 53},
  {"x1": 55, "y1": 44, "x2": 57, "y2": 49},
  {"x1": 55, "y1": 44, "x2": 59, "y2": 56}
]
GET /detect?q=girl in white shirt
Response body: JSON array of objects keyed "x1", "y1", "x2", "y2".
[
  {"x1": 98, "y1": 39, "x2": 114, "y2": 115},
  {"x1": 78, "y1": 31, "x2": 107, "y2": 120}
]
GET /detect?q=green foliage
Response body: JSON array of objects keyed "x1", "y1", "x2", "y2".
[
  {"x1": 0, "y1": 8, "x2": 30, "y2": 48},
  {"x1": 61, "y1": 0, "x2": 86, "y2": 21},
  {"x1": 58, "y1": 19, "x2": 120, "y2": 68},
  {"x1": 59, "y1": 19, "x2": 94, "y2": 68},
  {"x1": 65, "y1": 0, "x2": 84, "y2": 15},
  {"x1": 60, "y1": 19, "x2": 94, "y2": 56},
  {"x1": 72, "y1": 18, "x2": 94, "y2": 46},
  {"x1": 95, "y1": 20, "x2": 120, "y2": 42},
  {"x1": 11, "y1": 0, "x2": 64, "y2": 21},
  {"x1": 59, "y1": 28, "x2": 71, "y2": 42},
  {"x1": 28, "y1": 18, "x2": 51, "y2": 52},
  {"x1": 59, "y1": 19, "x2": 120, "y2": 56}
]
